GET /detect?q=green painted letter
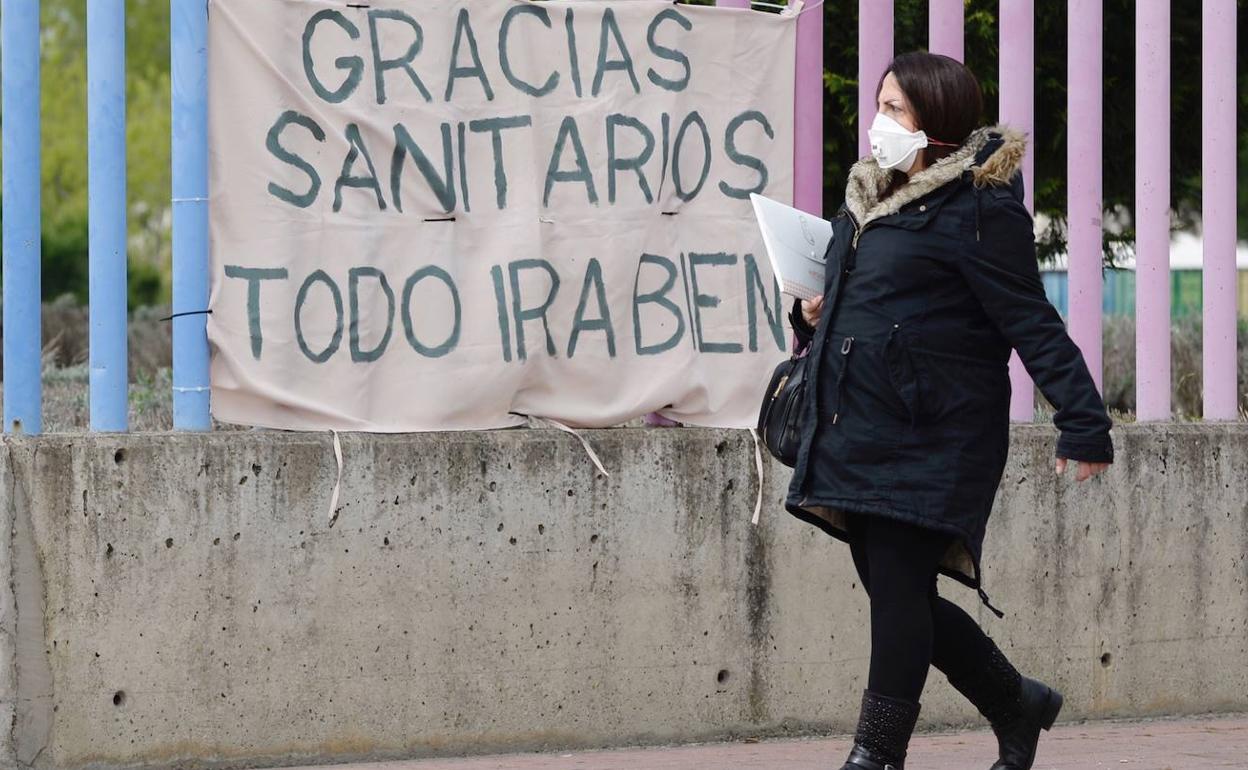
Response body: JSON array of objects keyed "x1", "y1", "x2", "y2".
[
  {"x1": 719, "y1": 111, "x2": 774, "y2": 200},
  {"x1": 632, "y1": 254, "x2": 686, "y2": 355},
  {"x1": 567, "y1": 259, "x2": 616, "y2": 358},
  {"x1": 508, "y1": 259, "x2": 562, "y2": 361},
  {"x1": 688, "y1": 252, "x2": 742, "y2": 354},
  {"x1": 302, "y1": 10, "x2": 364, "y2": 103},
  {"x1": 265, "y1": 111, "x2": 326, "y2": 208},
  {"x1": 744, "y1": 254, "x2": 785, "y2": 352},
  {"x1": 295, "y1": 270, "x2": 345, "y2": 363},
  {"x1": 401, "y1": 266, "x2": 461, "y2": 358},
  {"x1": 469, "y1": 115, "x2": 533, "y2": 210},
  {"x1": 607, "y1": 114, "x2": 655, "y2": 204},
  {"x1": 391, "y1": 123, "x2": 457, "y2": 213},
  {"x1": 334, "y1": 124, "x2": 387, "y2": 212},
  {"x1": 348, "y1": 267, "x2": 396, "y2": 362},
  {"x1": 672, "y1": 112, "x2": 711, "y2": 202},
  {"x1": 446, "y1": 9, "x2": 495, "y2": 101},
  {"x1": 645, "y1": 9, "x2": 692, "y2": 92},
  {"x1": 544, "y1": 116, "x2": 598, "y2": 206},
  {"x1": 368, "y1": 9, "x2": 433, "y2": 104},
  {"x1": 224, "y1": 265, "x2": 289, "y2": 360},
  {"x1": 592, "y1": 9, "x2": 640, "y2": 96},
  {"x1": 499, "y1": 5, "x2": 560, "y2": 97}
]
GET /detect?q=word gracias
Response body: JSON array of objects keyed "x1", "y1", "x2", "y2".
[{"x1": 267, "y1": 5, "x2": 778, "y2": 212}]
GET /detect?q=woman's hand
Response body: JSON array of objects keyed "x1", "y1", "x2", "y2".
[
  {"x1": 801, "y1": 295, "x2": 825, "y2": 327},
  {"x1": 1055, "y1": 457, "x2": 1110, "y2": 482}
]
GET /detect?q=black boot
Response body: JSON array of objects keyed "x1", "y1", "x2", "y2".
[
  {"x1": 838, "y1": 690, "x2": 921, "y2": 769},
  {"x1": 946, "y1": 642, "x2": 1063, "y2": 770}
]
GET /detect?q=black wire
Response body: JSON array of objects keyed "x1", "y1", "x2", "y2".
[{"x1": 160, "y1": 309, "x2": 214, "y2": 322}]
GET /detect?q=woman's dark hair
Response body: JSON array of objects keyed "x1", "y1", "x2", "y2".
[{"x1": 875, "y1": 52, "x2": 984, "y2": 196}]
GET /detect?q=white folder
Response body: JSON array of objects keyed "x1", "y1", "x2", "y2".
[{"x1": 749, "y1": 193, "x2": 832, "y2": 301}]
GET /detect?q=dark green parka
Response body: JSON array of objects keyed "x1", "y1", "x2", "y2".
[{"x1": 786, "y1": 125, "x2": 1114, "y2": 599}]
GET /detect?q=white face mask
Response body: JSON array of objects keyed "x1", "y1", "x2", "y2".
[{"x1": 867, "y1": 112, "x2": 932, "y2": 173}]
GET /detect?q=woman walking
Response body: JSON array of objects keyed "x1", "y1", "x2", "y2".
[{"x1": 786, "y1": 52, "x2": 1114, "y2": 770}]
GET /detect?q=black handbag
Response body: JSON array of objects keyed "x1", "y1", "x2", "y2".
[{"x1": 757, "y1": 341, "x2": 812, "y2": 467}]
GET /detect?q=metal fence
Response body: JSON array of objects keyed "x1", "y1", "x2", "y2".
[{"x1": 0, "y1": 0, "x2": 1240, "y2": 433}]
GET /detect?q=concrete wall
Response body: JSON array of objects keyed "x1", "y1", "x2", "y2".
[{"x1": 0, "y1": 424, "x2": 1245, "y2": 770}]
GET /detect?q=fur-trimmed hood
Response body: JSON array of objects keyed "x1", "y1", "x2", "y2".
[{"x1": 844, "y1": 124, "x2": 1027, "y2": 227}]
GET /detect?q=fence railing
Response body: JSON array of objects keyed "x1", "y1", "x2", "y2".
[
  {"x1": 0, "y1": 0, "x2": 1240, "y2": 434},
  {"x1": 2, "y1": 0, "x2": 42, "y2": 434},
  {"x1": 170, "y1": 0, "x2": 212, "y2": 432}
]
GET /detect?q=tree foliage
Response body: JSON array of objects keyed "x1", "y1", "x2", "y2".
[{"x1": 33, "y1": 0, "x2": 170, "y2": 306}]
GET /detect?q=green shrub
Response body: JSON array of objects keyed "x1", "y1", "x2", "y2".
[
  {"x1": 0, "y1": 201, "x2": 167, "y2": 309},
  {"x1": 40, "y1": 209, "x2": 91, "y2": 304}
]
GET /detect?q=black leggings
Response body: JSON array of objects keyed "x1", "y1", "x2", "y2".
[{"x1": 846, "y1": 513, "x2": 997, "y2": 702}]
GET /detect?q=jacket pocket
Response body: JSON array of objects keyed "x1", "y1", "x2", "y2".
[
  {"x1": 885, "y1": 324, "x2": 920, "y2": 426},
  {"x1": 815, "y1": 334, "x2": 906, "y2": 466},
  {"x1": 909, "y1": 346, "x2": 1010, "y2": 426}
]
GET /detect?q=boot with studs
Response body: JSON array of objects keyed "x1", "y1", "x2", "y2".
[
  {"x1": 946, "y1": 641, "x2": 1063, "y2": 770},
  {"x1": 837, "y1": 690, "x2": 922, "y2": 770}
]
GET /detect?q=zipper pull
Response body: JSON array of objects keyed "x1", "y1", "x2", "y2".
[
  {"x1": 832, "y1": 336, "x2": 855, "y2": 425},
  {"x1": 772, "y1": 375, "x2": 790, "y2": 399}
]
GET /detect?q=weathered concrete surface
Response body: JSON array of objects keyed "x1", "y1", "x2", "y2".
[{"x1": 0, "y1": 423, "x2": 1245, "y2": 769}]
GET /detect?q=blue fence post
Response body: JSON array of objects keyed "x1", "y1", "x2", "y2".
[
  {"x1": 171, "y1": 0, "x2": 212, "y2": 430},
  {"x1": 88, "y1": 0, "x2": 130, "y2": 431},
  {"x1": 2, "y1": 0, "x2": 43, "y2": 435}
]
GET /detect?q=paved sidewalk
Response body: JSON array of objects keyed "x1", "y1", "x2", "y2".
[{"x1": 280, "y1": 715, "x2": 1248, "y2": 770}]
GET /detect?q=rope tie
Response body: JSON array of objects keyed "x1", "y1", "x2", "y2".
[{"x1": 327, "y1": 430, "x2": 345, "y2": 527}]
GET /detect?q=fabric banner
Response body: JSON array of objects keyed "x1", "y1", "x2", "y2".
[{"x1": 208, "y1": 0, "x2": 796, "y2": 431}]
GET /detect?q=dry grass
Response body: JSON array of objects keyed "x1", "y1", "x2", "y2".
[
  {"x1": 2, "y1": 298, "x2": 205, "y2": 432},
  {"x1": 33, "y1": 294, "x2": 173, "y2": 377},
  {"x1": 1098, "y1": 315, "x2": 1248, "y2": 420},
  {"x1": 35, "y1": 365, "x2": 186, "y2": 432}
]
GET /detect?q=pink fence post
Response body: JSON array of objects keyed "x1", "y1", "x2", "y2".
[
  {"x1": 929, "y1": 0, "x2": 964, "y2": 62},
  {"x1": 999, "y1": 1, "x2": 1035, "y2": 214},
  {"x1": 794, "y1": 0, "x2": 824, "y2": 216},
  {"x1": 1202, "y1": 0, "x2": 1239, "y2": 420},
  {"x1": 858, "y1": 0, "x2": 894, "y2": 156},
  {"x1": 1000, "y1": 0, "x2": 1036, "y2": 421},
  {"x1": 1135, "y1": 0, "x2": 1171, "y2": 420},
  {"x1": 1067, "y1": 0, "x2": 1104, "y2": 392}
]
